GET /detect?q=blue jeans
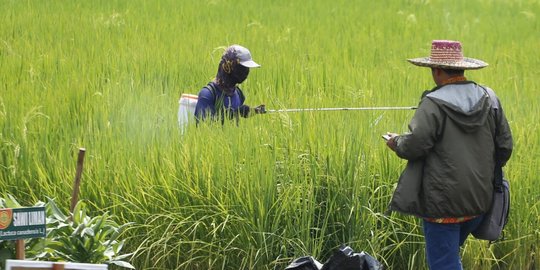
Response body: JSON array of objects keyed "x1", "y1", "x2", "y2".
[{"x1": 422, "y1": 216, "x2": 484, "y2": 270}]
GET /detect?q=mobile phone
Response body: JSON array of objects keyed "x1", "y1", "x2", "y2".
[{"x1": 381, "y1": 134, "x2": 392, "y2": 141}]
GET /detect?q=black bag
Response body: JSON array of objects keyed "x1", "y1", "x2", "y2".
[
  {"x1": 284, "y1": 246, "x2": 382, "y2": 270},
  {"x1": 472, "y1": 177, "x2": 510, "y2": 241},
  {"x1": 321, "y1": 246, "x2": 382, "y2": 270},
  {"x1": 284, "y1": 256, "x2": 323, "y2": 270}
]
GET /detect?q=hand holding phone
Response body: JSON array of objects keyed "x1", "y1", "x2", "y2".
[{"x1": 382, "y1": 133, "x2": 399, "y2": 151}]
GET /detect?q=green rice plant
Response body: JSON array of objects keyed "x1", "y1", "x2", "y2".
[{"x1": 1, "y1": 0, "x2": 539, "y2": 269}]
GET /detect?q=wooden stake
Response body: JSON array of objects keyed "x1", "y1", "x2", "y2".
[
  {"x1": 52, "y1": 263, "x2": 65, "y2": 270},
  {"x1": 70, "y1": 148, "x2": 86, "y2": 213},
  {"x1": 15, "y1": 239, "x2": 25, "y2": 259}
]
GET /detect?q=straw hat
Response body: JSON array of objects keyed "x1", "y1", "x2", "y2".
[{"x1": 408, "y1": 40, "x2": 488, "y2": 70}]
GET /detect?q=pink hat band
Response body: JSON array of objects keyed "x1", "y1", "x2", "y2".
[
  {"x1": 407, "y1": 40, "x2": 488, "y2": 70},
  {"x1": 430, "y1": 40, "x2": 463, "y2": 63}
]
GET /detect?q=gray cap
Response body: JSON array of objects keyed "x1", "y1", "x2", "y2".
[{"x1": 230, "y1": 45, "x2": 260, "y2": 68}]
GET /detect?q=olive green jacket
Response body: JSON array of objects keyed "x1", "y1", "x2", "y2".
[{"x1": 389, "y1": 82, "x2": 513, "y2": 218}]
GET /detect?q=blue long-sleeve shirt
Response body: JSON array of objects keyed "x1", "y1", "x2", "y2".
[{"x1": 194, "y1": 82, "x2": 245, "y2": 124}]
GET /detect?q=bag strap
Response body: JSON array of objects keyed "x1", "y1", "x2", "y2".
[
  {"x1": 480, "y1": 85, "x2": 504, "y2": 192},
  {"x1": 204, "y1": 83, "x2": 245, "y2": 109},
  {"x1": 493, "y1": 112, "x2": 504, "y2": 192},
  {"x1": 237, "y1": 87, "x2": 246, "y2": 103},
  {"x1": 202, "y1": 82, "x2": 225, "y2": 124},
  {"x1": 203, "y1": 82, "x2": 224, "y2": 110}
]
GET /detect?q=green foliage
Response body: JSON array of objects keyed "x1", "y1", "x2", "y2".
[
  {"x1": 0, "y1": 196, "x2": 134, "y2": 269},
  {"x1": 0, "y1": 194, "x2": 23, "y2": 209},
  {"x1": 29, "y1": 199, "x2": 135, "y2": 269},
  {"x1": 0, "y1": 242, "x2": 14, "y2": 270}
]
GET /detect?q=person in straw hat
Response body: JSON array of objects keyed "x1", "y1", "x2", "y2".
[
  {"x1": 384, "y1": 40, "x2": 513, "y2": 269},
  {"x1": 195, "y1": 44, "x2": 266, "y2": 126}
]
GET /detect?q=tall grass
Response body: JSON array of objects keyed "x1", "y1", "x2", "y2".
[{"x1": 1, "y1": 0, "x2": 539, "y2": 269}]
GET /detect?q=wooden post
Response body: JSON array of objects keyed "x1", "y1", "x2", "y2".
[
  {"x1": 70, "y1": 148, "x2": 86, "y2": 213},
  {"x1": 52, "y1": 263, "x2": 65, "y2": 270},
  {"x1": 15, "y1": 239, "x2": 25, "y2": 259}
]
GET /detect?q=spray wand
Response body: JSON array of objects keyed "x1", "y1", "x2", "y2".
[{"x1": 263, "y1": 106, "x2": 417, "y2": 113}]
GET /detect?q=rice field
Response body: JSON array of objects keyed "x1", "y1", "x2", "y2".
[{"x1": 1, "y1": 0, "x2": 539, "y2": 269}]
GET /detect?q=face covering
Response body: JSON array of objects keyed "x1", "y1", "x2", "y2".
[{"x1": 231, "y1": 65, "x2": 250, "y2": 84}]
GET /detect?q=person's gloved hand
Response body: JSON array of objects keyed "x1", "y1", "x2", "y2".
[
  {"x1": 254, "y1": 104, "x2": 266, "y2": 114},
  {"x1": 238, "y1": 105, "x2": 250, "y2": 118}
]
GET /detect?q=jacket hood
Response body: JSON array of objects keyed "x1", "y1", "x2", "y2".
[{"x1": 425, "y1": 82, "x2": 491, "y2": 133}]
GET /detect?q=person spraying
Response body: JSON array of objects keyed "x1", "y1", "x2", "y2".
[{"x1": 194, "y1": 45, "x2": 266, "y2": 126}]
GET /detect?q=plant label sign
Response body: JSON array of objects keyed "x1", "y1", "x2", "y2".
[{"x1": 0, "y1": 207, "x2": 46, "y2": 240}]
